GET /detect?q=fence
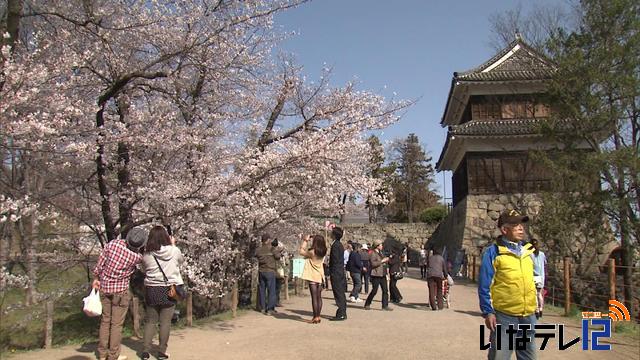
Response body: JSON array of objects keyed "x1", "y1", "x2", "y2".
[
  {"x1": 465, "y1": 254, "x2": 639, "y2": 324},
  {"x1": 13, "y1": 273, "x2": 307, "y2": 350}
]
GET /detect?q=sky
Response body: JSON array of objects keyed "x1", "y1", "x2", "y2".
[{"x1": 273, "y1": 0, "x2": 563, "y2": 204}]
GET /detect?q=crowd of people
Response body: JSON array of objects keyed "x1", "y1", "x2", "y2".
[{"x1": 90, "y1": 208, "x2": 546, "y2": 360}]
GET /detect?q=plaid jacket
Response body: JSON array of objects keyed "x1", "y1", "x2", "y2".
[{"x1": 93, "y1": 239, "x2": 142, "y2": 294}]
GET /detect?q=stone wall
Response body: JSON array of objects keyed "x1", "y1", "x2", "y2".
[
  {"x1": 429, "y1": 193, "x2": 544, "y2": 257},
  {"x1": 341, "y1": 223, "x2": 437, "y2": 264},
  {"x1": 463, "y1": 193, "x2": 543, "y2": 253}
]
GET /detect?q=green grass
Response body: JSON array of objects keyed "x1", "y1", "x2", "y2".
[
  {"x1": 544, "y1": 303, "x2": 640, "y2": 340},
  {"x1": 0, "y1": 265, "x2": 97, "y2": 353}
]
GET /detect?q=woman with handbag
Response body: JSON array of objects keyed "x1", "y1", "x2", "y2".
[
  {"x1": 388, "y1": 247, "x2": 403, "y2": 304},
  {"x1": 363, "y1": 239, "x2": 393, "y2": 311},
  {"x1": 141, "y1": 226, "x2": 184, "y2": 360},
  {"x1": 299, "y1": 234, "x2": 327, "y2": 324}
]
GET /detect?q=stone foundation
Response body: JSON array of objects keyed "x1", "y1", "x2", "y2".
[{"x1": 429, "y1": 193, "x2": 544, "y2": 257}]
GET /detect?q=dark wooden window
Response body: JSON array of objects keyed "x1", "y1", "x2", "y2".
[
  {"x1": 466, "y1": 153, "x2": 553, "y2": 195},
  {"x1": 471, "y1": 102, "x2": 501, "y2": 120},
  {"x1": 468, "y1": 95, "x2": 551, "y2": 121}
]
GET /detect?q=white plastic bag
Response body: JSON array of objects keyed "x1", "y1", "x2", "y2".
[
  {"x1": 83, "y1": 289, "x2": 102, "y2": 317},
  {"x1": 447, "y1": 274, "x2": 455, "y2": 286}
]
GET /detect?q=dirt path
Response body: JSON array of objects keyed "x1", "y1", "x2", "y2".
[{"x1": 9, "y1": 269, "x2": 639, "y2": 360}]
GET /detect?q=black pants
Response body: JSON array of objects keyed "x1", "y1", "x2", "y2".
[
  {"x1": 330, "y1": 272, "x2": 347, "y2": 317},
  {"x1": 389, "y1": 277, "x2": 402, "y2": 303},
  {"x1": 420, "y1": 265, "x2": 427, "y2": 278},
  {"x1": 365, "y1": 276, "x2": 389, "y2": 309}
]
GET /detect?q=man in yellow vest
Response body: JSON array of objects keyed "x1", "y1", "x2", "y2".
[{"x1": 479, "y1": 210, "x2": 537, "y2": 360}]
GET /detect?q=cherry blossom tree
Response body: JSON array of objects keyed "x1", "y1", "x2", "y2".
[{"x1": 1, "y1": 0, "x2": 410, "y2": 298}]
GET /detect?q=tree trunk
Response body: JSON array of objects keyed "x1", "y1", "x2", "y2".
[
  {"x1": 2, "y1": 0, "x2": 23, "y2": 55},
  {"x1": 96, "y1": 108, "x2": 116, "y2": 241},
  {"x1": 19, "y1": 215, "x2": 37, "y2": 305},
  {"x1": 618, "y1": 206, "x2": 634, "y2": 318},
  {"x1": 368, "y1": 201, "x2": 376, "y2": 223},
  {"x1": 116, "y1": 99, "x2": 132, "y2": 236}
]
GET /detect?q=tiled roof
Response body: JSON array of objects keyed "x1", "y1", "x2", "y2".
[
  {"x1": 456, "y1": 70, "x2": 553, "y2": 81},
  {"x1": 450, "y1": 118, "x2": 546, "y2": 137},
  {"x1": 455, "y1": 39, "x2": 555, "y2": 82}
]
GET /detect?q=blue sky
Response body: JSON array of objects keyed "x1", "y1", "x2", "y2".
[{"x1": 274, "y1": 0, "x2": 562, "y2": 203}]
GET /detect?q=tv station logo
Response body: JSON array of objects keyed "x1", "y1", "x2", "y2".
[{"x1": 480, "y1": 300, "x2": 631, "y2": 351}]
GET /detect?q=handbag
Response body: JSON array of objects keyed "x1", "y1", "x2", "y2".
[{"x1": 392, "y1": 272, "x2": 404, "y2": 280}]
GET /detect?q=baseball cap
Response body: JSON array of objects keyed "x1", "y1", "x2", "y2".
[{"x1": 497, "y1": 209, "x2": 529, "y2": 227}]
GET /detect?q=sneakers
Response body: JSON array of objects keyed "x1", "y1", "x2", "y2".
[
  {"x1": 157, "y1": 353, "x2": 170, "y2": 360},
  {"x1": 355, "y1": 298, "x2": 363, "y2": 303},
  {"x1": 141, "y1": 353, "x2": 150, "y2": 360},
  {"x1": 348, "y1": 296, "x2": 356, "y2": 302}
]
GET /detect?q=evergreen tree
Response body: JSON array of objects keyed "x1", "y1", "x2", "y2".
[
  {"x1": 387, "y1": 133, "x2": 437, "y2": 223},
  {"x1": 539, "y1": 0, "x2": 639, "y2": 316}
]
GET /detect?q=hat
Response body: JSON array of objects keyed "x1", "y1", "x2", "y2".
[
  {"x1": 126, "y1": 227, "x2": 148, "y2": 249},
  {"x1": 372, "y1": 239, "x2": 383, "y2": 247},
  {"x1": 497, "y1": 209, "x2": 529, "y2": 227},
  {"x1": 361, "y1": 244, "x2": 369, "y2": 250}
]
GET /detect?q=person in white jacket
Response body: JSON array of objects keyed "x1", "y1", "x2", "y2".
[{"x1": 140, "y1": 226, "x2": 184, "y2": 360}]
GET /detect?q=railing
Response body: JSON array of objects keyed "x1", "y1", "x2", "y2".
[{"x1": 465, "y1": 255, "x2": 638, "y2": 324}]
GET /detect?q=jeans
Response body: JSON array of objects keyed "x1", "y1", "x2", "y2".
[
  {"x1": 98, "y1": 289, "x2": 131, "y2": 360},
  {"x1": 258, "y1": 271, "x2": 277, "y2": 312},
  {"x1": 349, "y1": 271, "x2": 362, "y2": 299},
  {"x1": 143, "y1": 304, "x2": 175, "y2": 354},
  {"x1": 488, "y1": 311, "x2": 537, "y2": 360},
  {"x1": 364, "y1": 276, "x2": 389, "y2": 309},
  {"x1": 360, "y1": 268, "x2": 370, "y2": 294}
]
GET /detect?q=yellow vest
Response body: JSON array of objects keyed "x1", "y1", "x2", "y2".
[{"x1": 490, "y1": 242, "x2": 538, "y2": 316}]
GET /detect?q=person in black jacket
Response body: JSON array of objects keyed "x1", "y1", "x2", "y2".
[
  {"x1": 346, "y1": 243, "x2": 363, "y2": 303},
  {"x1": 328, "y1": 227, "x2": 347, "y2": 321},
  {"x1": 388, "y1": 247, "x2": 403, "y2": 303}
]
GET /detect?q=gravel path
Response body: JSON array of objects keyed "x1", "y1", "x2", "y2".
[{"x1": 8, "y1": 269, "x2": 639, "y2": 359}]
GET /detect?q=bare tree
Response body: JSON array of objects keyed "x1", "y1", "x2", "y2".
[{"x1": 488, "y1": 2, "x2": 577, "y2": 53}]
